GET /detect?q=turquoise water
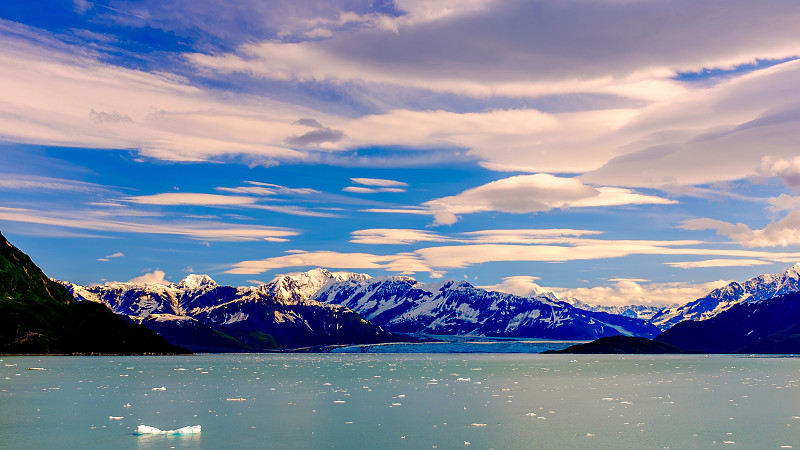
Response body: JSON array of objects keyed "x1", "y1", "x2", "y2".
[{"x1": 2, "y1": 354, "x2": 800, "y2": 449}]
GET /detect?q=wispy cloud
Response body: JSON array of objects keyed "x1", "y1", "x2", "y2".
[
  {"x1": 124, "y1": 193, "x2": 256, "y2": 206},
  {"x1": 122, "y1": 189, "x2": 337, "y2": 217},
  {"x1": 0, "y1": 206, "x2": 298, "y2": 242},
  {"x1": 226, "y1": 249, "x2": 431, "y2": 275},
  {"x1": 226, "y1": 238, "x2": 800, "y2": 276},
  {"x1": 350, "y1": 177, "x2": 408, "y2": 187},
  {"x1": 665, "y1": 258, "x2": 772, "y2": 269},
  {"x1": 342, "y1": 186, "x2": 405, "y2": 194},
  {"x1": 342, "y1": 177, "x2": 408, "y2": 194},
  {"x1": 98, "y1": 251, "x2": 125, "y2": 262},
  {"x1": 350, "y1": 228, "x2": 604, "y2": 245},
  {"x1": 0, "y1": 174, "x2": 108, "y2": 193}
]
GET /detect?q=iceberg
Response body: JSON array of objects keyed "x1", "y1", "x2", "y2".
[{"x1": 134, "y1": 425, "x2": 201, "y2": 435}]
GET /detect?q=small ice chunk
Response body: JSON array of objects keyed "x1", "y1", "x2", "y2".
[
  {"x1": 134, "y1": 425, "x2": 201, "y2": 435},
  {"x1": 109, "y1": 416, "x2": 123, "y2": 420},
  {"x1": 151, "y1": 387, "x2": 166, "y2": 391}
]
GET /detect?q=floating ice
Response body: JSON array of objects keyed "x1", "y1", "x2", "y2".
[
  {"x1": 109, "y1": 416, "x2": 123, "y2": 420},
  {"x1": 151, "y1": 387, "x2": 166, "y2": 391},
  {"x1": 134, "y1": 425, "x2": 201, "y2": 435}
]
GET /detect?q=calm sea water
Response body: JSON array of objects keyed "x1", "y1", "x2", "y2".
[{"x1": 3, "y1": 353, "x2": 800, "y2": 449}]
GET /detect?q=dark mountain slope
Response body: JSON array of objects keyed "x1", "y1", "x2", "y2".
[
  {"x1": 0, "y1": 231, "x2": 187, "y2": 354},
  {"x1": 656, "y1": 291, "x2": 800, "y2": 353}
]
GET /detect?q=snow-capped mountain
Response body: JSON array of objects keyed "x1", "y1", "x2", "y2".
[
  {"x1": 58, "y1": 274, "x2": 393, "y2": 351},
  {"x1": 650, "y1": 262, "x2": 800, "y2": 330},
  {"x1": 561, "y1": 297, "x2": 667, "y2": 322},
  {"x1": 278, "y1": 270, "x2": 661, "y2": 339}
]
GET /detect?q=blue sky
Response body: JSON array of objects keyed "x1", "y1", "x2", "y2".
[{"x1": 2, "y1": 0, "x2": 800, "y2": 306}]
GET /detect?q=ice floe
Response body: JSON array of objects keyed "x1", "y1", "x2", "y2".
[{"x1": 134, "y1": 425, "x2": 201, "y2": 435}]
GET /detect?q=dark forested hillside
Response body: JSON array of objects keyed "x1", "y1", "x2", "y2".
[{"x1": 0, "y1": 230, "x2": 188, "y2": 354}]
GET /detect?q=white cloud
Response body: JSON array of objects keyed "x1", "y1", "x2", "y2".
[
  {"x1": 768, "y1": 195, "x2": 800, "y2": 214},
  {"x1": 549, "y1": 279, "x2": 732, "y2": 307},
  {"x1": 0, "y1": 22, "x2": 318, "y2": 163},
  {"x1": 760, "y1": 156, "x2": 800, "y2": 188},
  {"x1": 581, "y1": 60, "x2": 800, "y2": 187},
  {"x1": 3, "y1": 11, "x2": 799, "y2": 194},
  {"x1": 97, "y1": 251, "x2": 124, "y2": 262},
  {"x1": 124, "y1": 193, "x2": 256, "y2": 206},
  {"x1": 342, "y1": 186, "x2": 405, "y2": 194},
  {"x1": 128, "y1": 270, "x2": 168, "y2": 285},
  {"x1": 665, "y1": 258, "x2": 771, "y2": 269},
  {"x1": 478, "y1": 276, "x2": 547, "y2": 297},
  {"x1": 350, "y1": 177, "x2": 408, "y2": 187},
  {"x1": 343, "y1": 177, "x2": 408, "y2": 193},
  {"x1": 188, "y1": 1, "x2": 800, "y2": 101},
  {"x1": 682, "y1": 212, "x2": 800, "y2": 247},
  {"x1": 424, "y1": 174, "x2": 674, "y2": 225},
  {"x1": 226, "y1": 236, "x2": 800, "y2": 276}
]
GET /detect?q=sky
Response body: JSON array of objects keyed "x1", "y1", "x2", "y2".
[{"x1": 2, "y1": 0, "x2": 800, "y2": 307}]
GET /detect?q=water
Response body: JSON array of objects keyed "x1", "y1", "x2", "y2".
[{"x1": 3, "y1": 354, "x2": 800, "y2": 449}]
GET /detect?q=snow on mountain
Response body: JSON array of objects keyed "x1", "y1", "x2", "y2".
[
  {"x1": 264, "y1": 268, "x2": 371, "y2": 302},
  {"x1": 650, "y1": 262, "x2": 800, "y2": 330},
  {"x1": 308, "y1": 272, "x2": 660, "y2": 339},
  {"x1": 176, "y1": 274, "x2": 217, "y2": 290},
  {"x1": 57, "y1": 274, "x2": 393, "y2": 350},
  {"x1": 561, "y1": 297, "x2": 668, "y2": 322}
]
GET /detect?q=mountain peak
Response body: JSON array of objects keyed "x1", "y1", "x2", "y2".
[{"x1": 176, "y1": 274, "x2": 217, "y2": 290}]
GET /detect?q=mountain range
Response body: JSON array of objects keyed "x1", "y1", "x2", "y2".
[
  {"x1": 6, "y1": 223, "x2": 800, "y2": 353},
  {"x1": 59, "y1": 271, "x2": 394, "y2": 352},
  {"x1": 56, "y1": 262, "x2": 800, "y2": 352}
]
